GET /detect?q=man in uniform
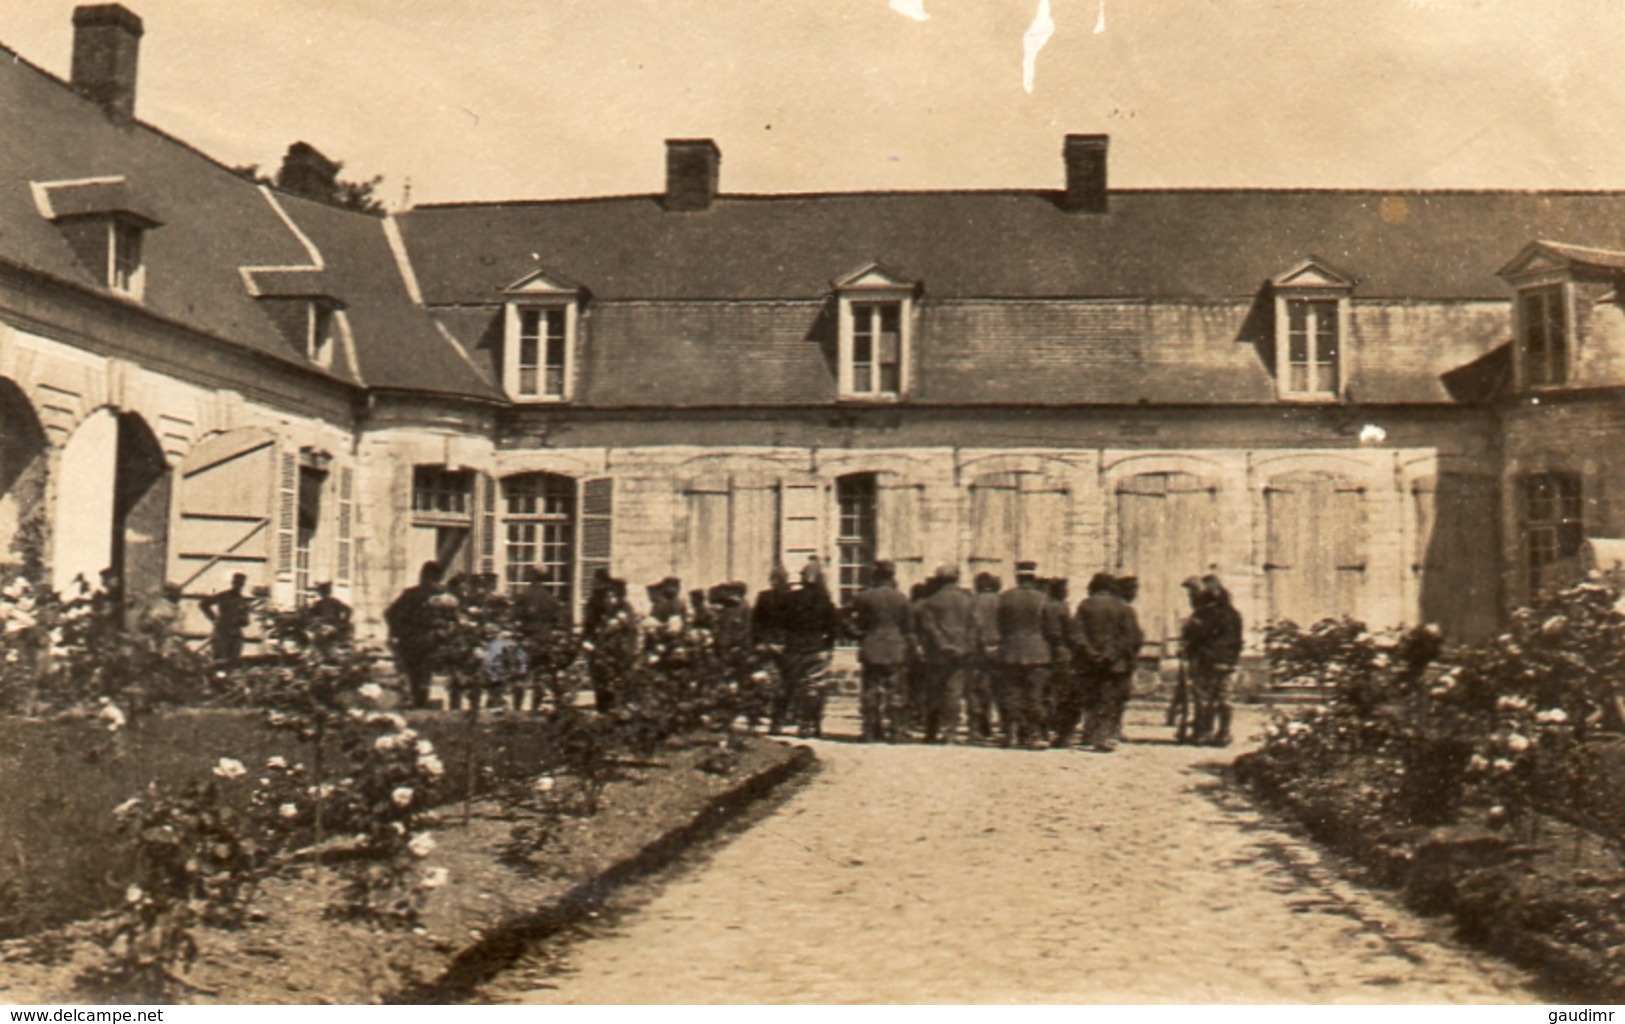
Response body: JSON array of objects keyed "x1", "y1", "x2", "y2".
[
  {"x1": 852, "y1": 559, "x2": 913, "y2": 742},
  {"x1": 916, "y1": 563, "x2": 975, "y2": 744},
  {"x1": 1075, "y1": 572, "x2": 1141, "y2": 752},
  {"x1": 1181, "y1": 574, "x2": 1243, "y2": 746},
  {"x1": 751, "y1": 565, "x2": 795, "y2": 734},
  {"x1": 199, "y1": 572, "x2": 252, "y2": 666},
  {"x1": 309, "y1": 581, "x2": 353, "y2": 643},
  {"x1": 996, "y1": 561, "x2": 1058, "y2": 749},
  {"x1": 1042, "y1": 577, "x2": 1076, "y2": 743},
  {"x1": 964, "y1": 572, "x2": 1002, "y2": 742},
  {"x1": 385, "y1": 561, "x2": 446, "y2": 709}
]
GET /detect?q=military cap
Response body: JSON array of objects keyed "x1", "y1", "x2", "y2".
[{"x1": 1015, "y1": 560, "x2": 1039, "y2": 576}]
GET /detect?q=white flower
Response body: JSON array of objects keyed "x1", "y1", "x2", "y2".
[
  {"x1": 420, "y1": 866, "x2": 450, "y2": 890},
  {"x1": 1492, "y1": 757, "x2": 1515, "y2": 774},
  {"x1": 391, "y1": 821, "x2": 406, "y2": 836},
  {"x1": 418, "y1": 754, "x2": 445, "y2": 778},
  {"x1": 1467, "y1": 754, "x2": 1490, "y2": 774},
  {"x1": 212, "y1": 757, "x2": 247, "y2": 780},
  {"x1": 534, "y1": 776, "x2": 556, "y2": 794},
  {"x1": 1536, "y1": 708, "x2": 1568, "y2": 724},
  {"x1": 98, "y1": 703, "x2": 126, "y2": 733},
  {"x1": 365, "y1": 711, "x2": 408, "y2": 731},
  {"x1": 416, "y1": 739, "x2": 435, "y2": 756},
  {"x1": 1497, "y1": 695, "x2": 1532, "y2": 712},
  {"x1": 308, "y1": 783, "x2": 336, "y2": 799},
  {"x1": 1286, "y1": 721, "x2": 1311, "y2": 737},
  {"x1": 266, "y1": 755, "x2": 288, "y2": 770},
  {"x1": 112, "y1": 797, "x2": 141, "y2": 817},
  {"x1": 408, "y1": 833, "x2": 437, "y2": 858},
  {"x1": 392, "y1": 786, "x2": 415, "y2": 808},
  {"x1": 279, "y1": 802, "x2": 299, "y2": 820},
  {"x1": 358, "y1": 682, "x2": 384, "y2": 702},
  {"x1": 1506, "y1": 732, "x2": 1531, "y2": 754},
  {"x1": 125, "y1": 884, "x2": 144, "y2": 905}
]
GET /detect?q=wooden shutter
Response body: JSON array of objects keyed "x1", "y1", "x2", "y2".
[
  {"x1": 1264, "y1": 478, "x2": 1305, "y2": 627},
  {"x1": 968, "y1": 471, "x2": 1018, "y2": 585},
  {"x1": 167, "y1": 428, "x2": 278, "y2": 637},
  {"x1": 779, "y1": 475, "x2": 825, "y2": 570},
  {"x1": 875, "y1": 473, "x2": 925, "y2": 581},
  {"x1": 681, "y1": 476, "x2": 731, "y2": 593},
  {"x1": 336, "y1": 464, "x2": 354, "y2": 591},
  {"x1": 275, "y1": 449, "x2": 297, "y2": 589},
  {"x1": 1116, "y1": 471, "x2": 1216, "y2": 653},
  {"x1": 1017, "y1": 474, "x2": 1070, "y2": 575},
  {"x1": 729, "y1": 476, "x2": 780, "y2": 592},
  {"x1": 1331, "y1": 480, "x2": 1368, "y2": 621},
  {"x1": 1266, "y1": 472, "x2": 1361, "y2": 628},
  {"x1": 478, "y1": 473, "x2": 496, "y2": 578},
  {"x1": 578, "y1": 477, "x2": 613, "y2": 613}
]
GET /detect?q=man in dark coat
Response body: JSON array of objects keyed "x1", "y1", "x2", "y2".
[
  {"x1": 751, "y1": 565, "x2": 796, "y2": 734},
  {"x1": 1042, "y1": 577, "x2": 1076, "y2": 742},
  {"x1": 385, "y1": 561, "x2": 446, "y2": 709},
  {"x1": 1182, "y1": 574, "x2": 1244, "y2": 746},
  {"x1": 964, "y1": 572, "x2": 1002, "y2": 742},
  {"x1": 917, "y1": 564, "x2": 975, "y2": 743},
  {"x1": 852, "y1": 559, "x2": 913, "y2": 742},
  {"x1": 996, "y1": 561, "x2": 1058, "y2": 749},
  {"x1": 1075, "y1": 572, "x2": 1142, "y2": 751},
  {"x1": 200, "y1": 572, "x2": 253, "y2": 666}
]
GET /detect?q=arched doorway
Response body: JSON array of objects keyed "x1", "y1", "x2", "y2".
[
  {"x1": 53, "y1": 408, "x2": 171, "y2": 619},
  {"x1": 0, "y1": 378, "x2": 48, "y2": 569}
]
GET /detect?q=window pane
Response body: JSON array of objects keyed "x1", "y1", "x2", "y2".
[
  {"x1": 519, "y1": 309, "x2": 541, "y2": 342},
  {"x1": 877, "y1": 322, "x2": 901, "y2": 365},
  {"x1": 518, "y1": 367, "x2": 538, "y2": 395},
  {"x1": 1290, "y1": 365, "x2": 1308, "y2": 392},
  {"x1": 1313, "y1": 363, "x2": 1337, "y2": 394},
  {"x1": 854, "y1": 365, "x2": 872, "y2": 392},
  {"x1": 545, "y1": 367, "x2": 565, "y2": 397},
  {"x1": 878, "y1": 363, "x2": 900, "y2": 394}
]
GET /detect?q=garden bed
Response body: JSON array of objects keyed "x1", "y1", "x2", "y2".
[
  {"x1": 1236, "y1": 737, "x2": 1625, "y2": 1002},
  {"x1": 0, "y1": 730, "x2": 812, "y2": 1003}
]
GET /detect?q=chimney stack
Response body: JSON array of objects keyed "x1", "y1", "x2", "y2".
[
  {"x1": 1061, "y1": 134, "x2": 1109, "y2": 213},
  {"x1": 664, "y1": 139, "x2": 721, "y2": 212},
  {"x1": 71, "y1": 4, "x2": 144, "y2": 124}
]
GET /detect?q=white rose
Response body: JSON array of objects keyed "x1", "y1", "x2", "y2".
[
  {"x1": 418, "y1": 754, "x2": 445, "y2": 778},
  {"x1": 358, "y1": 682, "x2": 384, "y2": 701},
  {"x1": 392, "y1": 786, "x2": 415, "y2": 808},
  {"x1": 212, "y1": 757, "x2": 247, "y2": 780},
  {"x1": 279, "y1": 803, "x2": 299, "y2": 820},
  {"x1": 534, "y1": 776, "x2": 556, "y2": 794},
  {"x1": 266, "y1": 755, "x2": 288, "y2": 770},
  {"x1": 125, "y1": 884, "x2": 144, "y2": 905},
  {"x1": 1506, "y1": 733, "x2": 1531, "y2": 753},
  {"x1": 408, "y1": 833, "x2": 437, "y2": 858}
]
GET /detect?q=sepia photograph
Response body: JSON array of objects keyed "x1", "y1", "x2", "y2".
[{"x1": 1, "y1": 0, "x2": 1623, "y2": 1007}]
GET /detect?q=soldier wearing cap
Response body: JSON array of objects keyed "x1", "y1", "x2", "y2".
[
  {"x1": 1074, "y1": 571, "x2": 1142, "y2": 751},
  {"x1": 917, "y1": 563, "x2": 975, "y2": 743},
  {"x1": 852, "y1": 559, "x2": 914, "y2": 742},
  {"x1": 965, "y1": 572, "x2": 1002, "y2": 742},
  {"x1": 996, "y1": 561, "x2": 1059, "y2": 749},
  {"x1": 1180, "y1": 574, "x2": 1243, "y2": 745}
]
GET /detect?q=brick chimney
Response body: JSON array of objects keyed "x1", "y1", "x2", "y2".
[
  {"x1": 1061, "y1": 134, "x2": 1109, "y2": 213},
  {"x1": 71, "y1": 4, "x2": 144, "y2": 124},
  {"x1": 664, "y1": 139, "x2": 721, "y2": 212},
  {"x1": 277, "y1": 142, "x2": 341, "y2": 201}
]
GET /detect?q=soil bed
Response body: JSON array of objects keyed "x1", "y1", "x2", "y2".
[{"x1": 0, "y1": 733, "x2": 812, "y2": 1004}]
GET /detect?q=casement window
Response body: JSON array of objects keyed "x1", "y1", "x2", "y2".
[
  {"x1": 110, "y1": 219, "x2": 145, "y2": 298},
  {"x1": 502, "y1": 271, "x2": 584, "y2": 403},
  {"x1": 834, "y1": 263, "x2": 915, "y2": 400},
  {"x1": 1524, "y1": 472, "x2": 1583, "y2": 585},
  {"x1": 1269, "y1": 259, "x2": 1353, "y2": 402},
  {"x1": 1283, "y1": 298, "x2": 1340, "y2": 396},
  {"x1": 1519, "y1": 285, "x2": 1569, "y2": 388},
  {"x1": 836, "y1": 473, "x2": 878, "y2": 606},
  {"x1": 412, "y1": 466, "x2": 474, "y2": 517},
  {"x1": 502, "y1": 473, "x2": 577, "y2": 604}
]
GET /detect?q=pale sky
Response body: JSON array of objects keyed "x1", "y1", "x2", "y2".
[{"x1": 4, "y1": 0, "x2": 1624, "y2": 208}]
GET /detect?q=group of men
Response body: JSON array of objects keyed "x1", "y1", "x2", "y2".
[{"x1": 850, "y1": 560, "x2": 1244, "y2": 750}]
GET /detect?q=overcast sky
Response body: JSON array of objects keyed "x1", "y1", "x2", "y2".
[{"x1": 4, "y1": 1, "x2": 1624, "y2": 207}]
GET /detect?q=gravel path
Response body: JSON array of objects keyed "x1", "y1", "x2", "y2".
[{"x1": 505, "y1": 700, "x2": 1540, "y2": 1004}]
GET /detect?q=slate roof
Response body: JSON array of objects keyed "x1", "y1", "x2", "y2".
[
  {"x1": 0, "y1": 42, "x2": 497, "y2": 401},
  {"x1": 397, "y1": 190, "x2": 1625, "y2": 303}
]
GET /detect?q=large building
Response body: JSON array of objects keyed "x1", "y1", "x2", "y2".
[{"x1": 3, "y1": 5, "x2": 1622, "y2": 662}]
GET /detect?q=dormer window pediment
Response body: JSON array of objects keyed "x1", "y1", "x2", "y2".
[
  {"x1": 1270, "y1": 257, "x2": 1354, "y2": 402},
  {"x1": 835, "y1": 262, "x2": 917, "y2": 401},
  {"x1": 33, "y1": 177, "x2": 163, "y2": 301},
  {"x1": 502, "y1": 269, "x2": 585, "y2": 403},
  {"x1": 1496, "y1": 241, "x2": 1625, "y2": 391}
]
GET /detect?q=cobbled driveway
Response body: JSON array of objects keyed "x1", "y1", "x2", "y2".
[{"x1": 506, "y1": 700, "x2": 1540, "y2": 1004}]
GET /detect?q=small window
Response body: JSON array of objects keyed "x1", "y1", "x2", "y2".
[
  {"x1": 110, "y1": 220, "x2": 144, "y2": 298},
  {"x1": 412, "y1": 466, "x2": 474, "y2": 517},
  {"x1": 511, "y1": 306, "x2": 571, "y2": 401},
  {"x1": 1524, "y1": 472, "x2": 1583, "y2": 588},
  {"x1": 851, "y1": 303, "x2": 902, "y2": 396},
  {"x1": 1520, "y1": 285, "x2": 1568, "y2": 388},
  {"x1": 309, "y1": 303, "x2": 336, "y2": 368},
  {"x1": 1282, "y1": 298, "x2": 1340, "y2": 397}
]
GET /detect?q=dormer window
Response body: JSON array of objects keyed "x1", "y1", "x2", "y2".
[
  {"x1": 110, "y1": 218, "x2": 145, "y2": 298},
  {"x1": 307, "y1": 301, "x2": 337, "y2": 369},
  {"x1": 1270, "y1": 258, "x2": 1354, "y2": 401},
  {"x1": 835, "y1": 263, "x2": 916, "y2": 400},
  {"x1": 1519, "y1": 285, "x2": 1568, "y2": 388},
  {"x1": 31, "y1": 177, "x2": 163, "y2": 303},
  {"x1": 503, "y1": 271, "x2": 584, "y2": 403}
]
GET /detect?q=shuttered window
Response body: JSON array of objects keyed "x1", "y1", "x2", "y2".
[
  {"x1": 503, "y1": 473, "x2": 576, "y2": 603},
  {"x1": 836, "y1": 473, "x2": 877, "y2": 606}
]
